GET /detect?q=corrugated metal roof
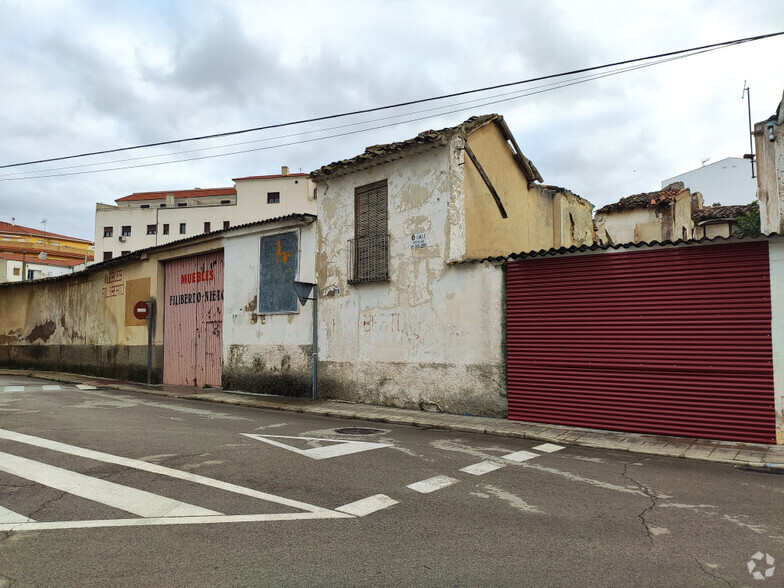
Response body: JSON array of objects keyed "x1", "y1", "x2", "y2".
[
  {"x1": 454, "y1": 232, "x2": 777, "y2": 264},
  {"x1": 0, "y1": 213, "x2": 317, "y2": 288}
]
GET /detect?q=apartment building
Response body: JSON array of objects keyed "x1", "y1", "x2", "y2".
[{"x1": 94, "y1": 166, "x2": 316, "y2": 260}]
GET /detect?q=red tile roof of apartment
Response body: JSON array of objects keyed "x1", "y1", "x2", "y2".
[
  {"x1": 233, "y1": 173, "x2": 308, "y2": 181},
  {"x1": 115, "y1": 187, "x2": 236, "y2": 202},
  {"x1": 0, "y1": 221, "x2": 93, "y2": 244},
  {"x1": 595, "y1": 182, "x2": 688, "y2": 215},
  {"x1": 0, "y1": 252, "x2": 82, "y2": 267}
]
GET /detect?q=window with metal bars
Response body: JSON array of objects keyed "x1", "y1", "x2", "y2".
[{"x1": 349, "y1": 179, "x2": 389, "y2": 283}]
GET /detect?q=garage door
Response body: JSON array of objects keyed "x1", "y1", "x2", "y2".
[
  {"x1": 506, "y1": 242, "x2": 776, "y2": 443},
  {"x1": 163, "y1": 251, "x2": 224, "y2": 387}
]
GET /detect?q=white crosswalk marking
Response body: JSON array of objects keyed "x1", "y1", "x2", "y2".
[
  {"x1": 336, "y1": 494, "x2": 398, "y2": 517},
  {"x1": 0, "y1": 451, "x2": 221, "y2": 518},
  {"x1": 2, "y1": 386, "x2": 24, "y2": 393},
  {"x1": 407, "y1": 475, "x2": 458, "y2": 494},
  {"x1": 460, "y1": 461, "x2": 505, "y2": 476},
  {"x1": 0, "y1": 505, "x2": 34, "y2": 524},
  {"x1": 41, "y1": 385, "x2": 61, "y2": 391},
  {"x1": 533, "y1": 443, "x2": 564, "y2": 453},
  {"x1": 502, "y1": 450, "x2": 540, "y2": 463},
  {"x1": 76, "y1": 385, "x2": 97, "y2": 390}
]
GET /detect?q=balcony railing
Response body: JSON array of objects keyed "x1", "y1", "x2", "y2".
[{"x1": 348, "y1": 234, "x2": 389, "y2": 284}]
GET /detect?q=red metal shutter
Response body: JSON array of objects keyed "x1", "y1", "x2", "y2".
[{"x1": 506, "y1": 242, "x2": 776, "y2": 444}]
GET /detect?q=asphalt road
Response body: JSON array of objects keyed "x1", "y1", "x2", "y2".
[{"x1": 0, "y1": 375, "x2": 781, "y2": 587}]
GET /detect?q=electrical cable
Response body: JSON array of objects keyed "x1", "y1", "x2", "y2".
[{"x1": 1, "y1": 31, "x2": 781, "y2": 171}]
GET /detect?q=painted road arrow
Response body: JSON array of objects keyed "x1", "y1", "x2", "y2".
[{"x1": 241, "y1": 434, "x2": 392, "y2": 460}]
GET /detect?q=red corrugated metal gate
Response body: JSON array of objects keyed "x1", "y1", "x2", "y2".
[
  {"x1": 506, "y1": 242, "x2": 776, "y2": 444},
  {"x1": 163, "y1": 252, "x2": 224, "y2": 388}
]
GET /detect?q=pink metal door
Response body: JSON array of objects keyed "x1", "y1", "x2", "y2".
[{"x1": 163, "y1": 252, "x2": 224, "y2": 387}]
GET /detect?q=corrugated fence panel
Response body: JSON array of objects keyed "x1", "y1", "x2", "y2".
[{"x1": 506, "y1": 242, "x2": 776, "y2": 444}]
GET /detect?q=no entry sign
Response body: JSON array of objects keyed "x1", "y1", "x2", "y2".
[{"x1": 133, "y1": 300, "x2": 150, "y2": 320}]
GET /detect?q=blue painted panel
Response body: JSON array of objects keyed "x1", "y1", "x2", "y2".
[{"x1": 258, "y1": 231, "x2": 298, "y2": 313}]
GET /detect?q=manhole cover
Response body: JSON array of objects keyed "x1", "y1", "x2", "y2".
[{"x1": 334, "y1": 427, "x2": 383, "y2": 435}]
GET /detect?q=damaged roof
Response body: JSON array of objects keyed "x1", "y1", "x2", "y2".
[
  {"x1": 692, "y1": 204, "x2": 750, "y2": 223},
  {"x1": 595, "y1": 182, "x2": 688, "y2": 215},
  {"x1": 309, "y1": 114, "x2": 543, "y2": 183}
]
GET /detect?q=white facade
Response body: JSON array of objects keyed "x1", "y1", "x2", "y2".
[
  {"x1": 221, "y1": 216, "x2": 318, "y2": 395},
  {"x1": 94, "y1": 168, "x2": 316, "y2": 261},
  {"x1": 0, "y1": 257, "x2": 74, "y2": 283},
  {"x1": 661, "y1": 157, "x2": 756, "y2": 205}
]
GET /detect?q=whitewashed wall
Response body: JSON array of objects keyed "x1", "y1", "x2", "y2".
[{"x1": 222, "y1": 219, "x2": 318, "y2": 395}]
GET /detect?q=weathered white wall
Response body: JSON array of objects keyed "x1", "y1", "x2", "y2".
[
  {"x1": 768, "y1": 238, "x2": 784, "y2": 444},
  {"x1": 95, "y1": 177, "x2": 316, "y2": 260},
  {"x1": 222, "y1": 220, "x2": 317, "y2": 395},
  {"x1": 756, "y1": 112, "x2": 784, "y2": 235},
  {"x1": 316, "y1": 145, "x2": 507, "y2": 416}
]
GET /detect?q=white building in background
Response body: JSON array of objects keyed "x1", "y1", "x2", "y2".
[
  {"x1": 661, "y1": 157, "x2": 756, "y2": 206},
  {"x1": 94, "y1": 166, "x2": 316, "y2": 261}
]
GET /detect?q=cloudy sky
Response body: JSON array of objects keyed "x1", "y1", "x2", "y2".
[{"x1": 1, "y1": 0, "x2": 782, "y2": 242}]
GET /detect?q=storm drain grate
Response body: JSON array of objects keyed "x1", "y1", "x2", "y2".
[{"x1": 334, "y1": 427, "x2": 383, "y2": 435}]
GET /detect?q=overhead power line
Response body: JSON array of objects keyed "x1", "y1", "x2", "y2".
[{"x1": 1, "y1": 31, "x2": 782, "y2": 172}]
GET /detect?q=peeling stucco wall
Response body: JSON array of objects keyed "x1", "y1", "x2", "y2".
[
  {"x1": 315, "y1": 145, "x2": 507, "y2": 416},
  {"x1": 221, "y1": 221, "x2": 317, "y2": 396},
  {"x1": 0, "y1": 259, "x2": 162, "y2": 381},
  {"x1": 767, "y1": 238, "x2": 784, "y2": 443},
  {"x1": 594, "y1": 192, "x2": 693, "y2": 245},
  {"x1": 755, "y1": 109, "x2": 784, "y2": 235}
]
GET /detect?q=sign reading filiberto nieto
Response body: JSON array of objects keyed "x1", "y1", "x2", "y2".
[{"x1": 168, "y1": 269, "x2": 223, "y2": 307}]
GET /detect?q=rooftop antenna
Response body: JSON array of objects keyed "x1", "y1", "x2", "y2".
[{"x1": 742, "y1": 81, "x2": 756, "y2": 178}]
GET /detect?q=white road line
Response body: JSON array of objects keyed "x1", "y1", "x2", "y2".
[
  {"x1": 533, "y1": 443, "x2": 564, "y2": 453},
  {"x1": 0, "y1": 505, "x2": 34, "y2": 524},
  {"x1": 407, "y1": 475, "x2": 458, "y2": 494},
  {"x1": 2, "y1": 386, "x2": 24, "y2": 393},
  {"x1": 335, "y1": 494, "x2": 398, "y2": 517},
  {"x1": 0, "y1": 511, "x2": 351, "y2": 532},
  {"x1": 41, "y1": 385, "x2": 61, "y2": 391},
  {"x1": 502, "y1": 450, "x2": 540, "y2": 463},
  {"x1": 460, "y1": 461, "x2": 505, "y2": 476},
  {"x1": 0, "y1": 451, "x2": 221, "y2": 518},
  {"x1": 0, "y1": 428, "x2": 342, "y2": 517},
  {"x1": 242, "y1": 434, "x2": 392, "y2": 460},
  {"x1": 76, "y1": 385, "x2": 97, "y2": 390}
]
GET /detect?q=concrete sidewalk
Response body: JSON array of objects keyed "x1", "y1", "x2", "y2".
[{"x1": 5, "y1": 369, "x2": 783, "y2": 469}]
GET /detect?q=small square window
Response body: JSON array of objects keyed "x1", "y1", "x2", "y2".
[
  {"x1": 140, "y1": 204, "x2": 150, "y2": 209},
  {"x1": 204, "y1": 222, "x2": 211, "y2": 233},
  {"x1": 267, "y1": 192, "x2": 280, "y2": 204},
  {"x1": 146, "y1": 224, "x2": 157, "y2": 235},
  {"x1": 121, "y1": 251, "x2": 130, "y2": 256},
  {"x1": 221, "y1": 200, "x2": 231, "y2": 205},
  {"x1": 103, "y1": 252, "x2": 113, "y2": 261},
  {"x1": 103, "y1": 226, "x2": 113, "y2": 238},
  {"x1": 163, "y1": 224, "x2": 169, "y2": 235},
  {"x1": 160, "y1": 204, "x2": 167, "y2": 208},
  {"x1": 121, "y1": 226, "x2": 131, "y2": 237},
  {"x1": 178, "y1": 202, "x2": 188, "y2": 207},
  {"x1": 223, "y1": 221, "x2": 230, "y2": 230},
  {"x1": 179, "y1": 223, "x2": 186, "y2": 234},
  {"x1": 13, "y1": 267, "x2": 20, "y2": 276}
]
